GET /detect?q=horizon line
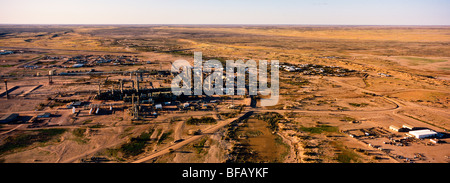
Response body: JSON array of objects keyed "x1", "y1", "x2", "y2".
[{"x1": 1, "y1": 23, "x2": 450, "y2": 27}]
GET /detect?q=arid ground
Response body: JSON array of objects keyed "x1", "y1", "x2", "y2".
[{"x1": 0, "y1": 25, "x2": 449, "y2": 163}]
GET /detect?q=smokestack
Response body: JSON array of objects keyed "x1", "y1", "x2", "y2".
[
  {"x1": 120, "y1": 79, "x2": 123, "y2": 94},
  {"x1": 136, "y1": 73, "x2": 140, "y2": 93},
  {"x1": 137, "y1": 95, "x2": 140, "y2": 115},
  {"x1": 98, "y1": 82, "x2": 101, "y2": 95},
  {"x1": 48, "y1": 70, "x2": 53, "y2": 85}
]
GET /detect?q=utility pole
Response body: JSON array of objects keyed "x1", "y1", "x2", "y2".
[
  {"x1": 136, "y1": 95, "x2": 140, "y2": 117},
  {"x1": 4, "y1": 79, "x2": 9, "y2": 99}
]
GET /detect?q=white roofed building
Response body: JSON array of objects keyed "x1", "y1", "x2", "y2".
[{"x1": 408, "y1": 129, "x2": 438, "y2": 139}]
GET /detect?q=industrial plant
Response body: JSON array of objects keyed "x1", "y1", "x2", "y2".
[{"x1": 0, "y1": 24, "x2": 449, "y2": 163}]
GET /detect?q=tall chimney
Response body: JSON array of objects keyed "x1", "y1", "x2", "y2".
[
  {"x1": 98, "y1": 82, "x2": 101, "y2": 95},
  {"x1": 120, "y1": 79, "x2": 123, "y2": 94},
  {"x1": 136, "y1": 73, "x2": 140, "y2": 93},
  {"x1": 48, "y1": 70, "x2": 53, "y2": 85}
]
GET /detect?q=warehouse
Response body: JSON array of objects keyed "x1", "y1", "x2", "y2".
[{"x1": 408, "y1": 129, "x2": 438, "y2": 139}]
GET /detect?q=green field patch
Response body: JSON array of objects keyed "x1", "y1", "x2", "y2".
[
  {"x1": 0, "y1": 128, "x2": 67, "y2": 154},
  {"x1": 116, "y1": 129, "x2": 155, "y2": 158},
  {"x1": 400, "y1": 57, "x2": 446, "y2": 66},
  {"x1": 348, "y1": 103, "x2": 369, "y2": 107},
  {"x1": 299, "y1": 125, "x2": 338, "y2": 134},
  {"x1": 186, "y1": 116, "x2": 217, "y2": 125}
]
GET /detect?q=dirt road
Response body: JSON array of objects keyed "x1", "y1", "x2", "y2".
[{"x1": 131, "y1": 110, "x2": 253, "y2": 163}]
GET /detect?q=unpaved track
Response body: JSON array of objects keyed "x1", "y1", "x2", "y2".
[
  {"x1": 173, "y1": 121, "x2": 185, "y2": 141},
  {"x1": 132, "y1": 110, "x2": 253, "y2": 163}
]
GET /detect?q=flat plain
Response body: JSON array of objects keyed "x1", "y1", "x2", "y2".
[{"x1": 0, "y1": 25, "x2": 449, "y2": 163}]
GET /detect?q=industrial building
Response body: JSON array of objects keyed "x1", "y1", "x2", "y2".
[
  {"x1": 389, "y1": 125, "x2": 409, "y2": 132},
  {"x1": 402, "y1": 124, "x2": 417, "y2": 131},
  {"x1": 37, "y1": 112, "x2": 51, "y2": 118},
  {"x1": 408, "y1": 129, "x2": 438, "y2": 139},
  {"x1": 67, "y1": 101, "x2": 84, "y2": 108}
]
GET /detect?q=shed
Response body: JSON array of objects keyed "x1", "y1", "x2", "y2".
[
  {"x1": 402, "y1": 124, "x2": 414, "y2": 130},
  {"x1": 430, "y1": 139, "x2": 439, "y2": 144},
  {"x1": 389, "y1": 125, "x2": 401, "y2": 132}
]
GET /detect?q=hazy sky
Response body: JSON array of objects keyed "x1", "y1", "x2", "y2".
[{"x1": 0, "y1": 0, "x2": 449, "y2": 25}]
